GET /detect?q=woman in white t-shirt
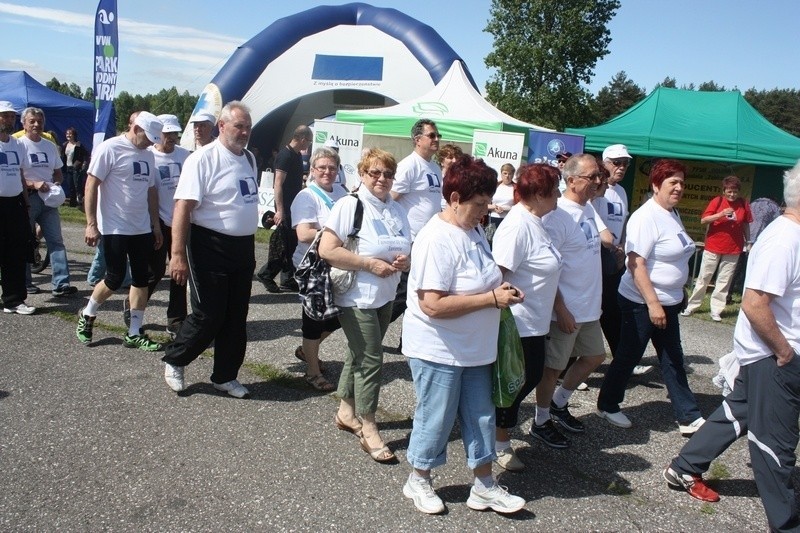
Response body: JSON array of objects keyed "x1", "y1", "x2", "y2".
[
  {"x1": 491, "y1": 164, "x2": 563, "y2": 472},
  {"x1": 487, "y1": 163, "x2": 515, "y2": 243},
  {"x1": 319, "y1": 148, "x2": 411, "y2": 463},
  {"x1": 401, "y1": 155, "x2": 526, "y2": 515},
  {"x1": 596, "y1": 159, "x2": 705, "y2": 436},
  {"x1": 290, "y1": 147, "x2": 348, "y2": 392}
]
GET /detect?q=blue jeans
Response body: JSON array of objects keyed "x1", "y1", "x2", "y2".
[
  {"x1": 87, "y1": 241, "x2": 131, "y2": 287},
  {"x1": 406, "y1": 357, "x2": 495, "y2": 470},
  {"x1": 26, "y1": 194, "x2": 70, "y2": 289},
  {"x1": 597, "y1": 294, "x2": 702, "y2": 425}
]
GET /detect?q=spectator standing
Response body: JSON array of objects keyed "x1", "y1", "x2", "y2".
[{"x1": 62, "y1": 127, "x2": 89, "y2": 207}]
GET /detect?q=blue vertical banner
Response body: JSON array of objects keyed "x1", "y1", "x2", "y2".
[
  {"x1": 527, "y1": 131, "x2": 585, "y2": 167},
  {"x1": 92, "y1": 0, "x2": 118, "y2": 153}
]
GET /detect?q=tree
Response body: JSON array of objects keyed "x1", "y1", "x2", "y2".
[
  {"x1": 655, "y1": 77, "x2": 677, "y2": 89},
  {"x1": 697, "y1": 81, "x2": 726, "y2": 92},
  {"x1": 745, "y1": 88, "x2": 800, "y2": 137},
  {"x1": 593, "y1": 71, "x2": 646, "y2": 123},
  {"x1": 484, "y1": 0, "x2": 620, "y2": 130}
]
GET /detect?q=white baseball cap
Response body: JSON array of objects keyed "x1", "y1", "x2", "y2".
[
  {"x1": 134, "y1": 111, "x2": 163, "y2": 144},
  {"x1": 189, "y1": 111, "x2": 216, "y2": 125},
  {"x1": 323, "y1": 137, "x2": 340, "y2": 150},
  {"x1": 0, "y1": 100, "x2": 17, "y2": 113},
  {"x1": 38, "y1": 184, "x2": 66, "y2": 208},
  {"x1": 602, "y1": 144, "x2": 632, "y2": 160},
  {"x1": 157, "y1": 114, "x2": 182, "y2": 133}
]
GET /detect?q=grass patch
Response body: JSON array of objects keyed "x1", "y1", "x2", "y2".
[
  {"x1": 707, "y1": 461, "x2": 731, "y2": 480},
  {"x1": 244, "y1": 361, "x2": 306, "y2": 388},
  {"x1": 687, "y1": 290, "x2": 741, "y2": 324},
  {"x1": 606, "y1": 480, "x2": 632, "y2": 496},
  {"x1": 58, "y1": 205, "x2": 88, "y2": 225},
  {"x1": 699, "y1": 503, "x2": 715, "y2": 515},
  {"x1": 255, "y1": 227, "x2": 272, "y2": 244}
]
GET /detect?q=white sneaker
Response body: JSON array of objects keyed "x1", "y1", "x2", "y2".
[
  {"x1": 680, "y1": 310, "x2": 692, "y2": 317},
  {"x1": 595, "y1": 409, "x2": 632, "y2": 428},
  {"x1": 3, "y1": 303, "x2": 36, "y2": 315},
  {"x1": 213, "y1": 379, "x2": 250, "y2": 398},
  {"x1": 679, "y1": 417, "x2": 705, "y2": 436},
  {"x1": 632, "y1": 365, "x2": 654, "y2": 376},
  {"x1": 494, "y1": 447, "x2": 525, "y2": 472},
  {"x1": 576, "y1": 381, "x2": 590, "y2": 391},
  {"x1": 164, "y1": 363, "x2": 186, "y2": 392},
  {"x1": 467, "y1": 484, "x2": 526, "y2": 514},
  {"x1": 710, "y1": 313, "x2": 722, "y2": 322},
  {"x1": 403, "y1": 474, "x2": 445, "y2": 514}
]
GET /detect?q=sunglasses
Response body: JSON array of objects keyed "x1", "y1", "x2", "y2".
[
  {"x1": 366, "y1": 169, "x2": 395, "y2": 179},
  {"x1": 419, "y1": 132, "x2": 442, "y2": 140},
  {"x1": 609, "y1": 158, "x2": 630, "y2": 167}
]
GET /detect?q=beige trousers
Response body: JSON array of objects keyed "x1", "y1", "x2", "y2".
[{"x1": 685, "y1": 250, "x2": 739, "y2": 315}]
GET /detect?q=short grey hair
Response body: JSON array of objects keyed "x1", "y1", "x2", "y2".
[
  {"x1": 309, "y1": 146, "x2": 340, "y2": 169},
  {"x1": 21, "y1": 106, "x2": 45, "y2": 124},
  {"x1": 783, "y1": 159, "x2": 800, "y2": 208},
  {"x1": 219, "y1": 100, "x2": 250, "y2": 122},
  {"x1": 562, "y1": 153, "x2": 595, "y2": 179}
]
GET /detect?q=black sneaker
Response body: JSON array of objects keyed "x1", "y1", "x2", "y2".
[
  {"x1": 52, "y1": 285, "x2": 78, "y2": 297},
  {"x1": 279, "y1": 279, "x2": 299, "y2": 293},
  {"x1": 550, "y1": 402, "x2": 585, "y2": 433},
  {"x1": 531, "y1": 420, "x2": 570, "y2": 449},
  {"x1": 261, "y1": 279, "x2": 281, "y2": 293}
]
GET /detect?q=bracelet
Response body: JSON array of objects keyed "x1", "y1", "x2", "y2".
[{"x1": 492, "y1": 289, "x2": 499, "y2": 308}]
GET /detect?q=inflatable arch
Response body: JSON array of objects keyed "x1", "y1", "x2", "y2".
[{"x1": 182, "y1": 2, "x2": 476, "y2": 154}]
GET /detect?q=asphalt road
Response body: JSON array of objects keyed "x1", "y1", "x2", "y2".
[{"x1": 0, "y1": 221, "x2": 787, "y2": 531}]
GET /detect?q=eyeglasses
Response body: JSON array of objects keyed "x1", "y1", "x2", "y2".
[
  {"x1": 314, "y1": 165, "x2": 338, "y2": 173},
  {"x1": 573, "y1": 173, "x2": 604, "y2": 182},
  {"x1": 609, "y1": 158, "x2": 630, "y2": 167},
  {"x1": 418, "y1": 132, "x2": 441, "y2": 140},
  {"x1": 366, "y1": 169, "x2": 395, "y2": 179}
]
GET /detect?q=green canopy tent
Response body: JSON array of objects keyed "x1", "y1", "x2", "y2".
[
  {"x1": 336, "y1": 61, "x2": 550, "y2": 156},
  {"x1": 567, "y1": 87, "x2": 800, "y2": 167}
]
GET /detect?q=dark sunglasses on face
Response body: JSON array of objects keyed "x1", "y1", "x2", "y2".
[
  {"x1": 367, "y1": 169, "x2": 395, "y2": 179},
  {"x1": 610, "y1": 158, "x2": 630, "y2": 167},
  {"x1": 419, "y1": 132, "x2": 441, "y2": 140}
]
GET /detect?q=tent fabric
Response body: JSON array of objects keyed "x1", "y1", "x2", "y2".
[
  {"x1": 566, "y1": 87, "x2": 800, "y2": 167},
  {"x1": 0, "y1": 70, "x2": 97, "y2": 151},
  {"x1": 335, "y1": 61, "x2": 551, "y2": 143}
]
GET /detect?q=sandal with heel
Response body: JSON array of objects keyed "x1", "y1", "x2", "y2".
[
  {"x1": 334, "y1": 414, "x2": 362, "y2": 436},
  {"x1": 305, "y1": 374, "x2": 335, "y2": 392},
  {"x1": 295, "y1": 346, "x2": 325, "y2": 373},
  {"x1": 359, "y1": 433, "x2": 396, "y2": 463}
]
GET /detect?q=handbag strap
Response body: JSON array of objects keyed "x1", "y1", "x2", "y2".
[
  {"x1": 347, "y1": 194, "x2": 363, "y2": 238},
  {"x1": 308, "y1": 183, "x2": 335, "y2": 210}
]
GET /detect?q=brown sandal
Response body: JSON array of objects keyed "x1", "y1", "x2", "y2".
[
  {"x1": 305, "y1": 374, "x2": 334, "y2": 392},
  {"x1": 359, "y1": 434, "x2": 396, "y2": 463},
  {"x1": 295, "y1": 346, "x2": 325, "y2": 373},
  {"x1": 334, "y1": 414, "x2": 362, "y2": 436}
]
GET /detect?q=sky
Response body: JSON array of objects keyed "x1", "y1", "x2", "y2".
[{"x1": 2, "y1": 0, "x2": 799, "y2": 100}]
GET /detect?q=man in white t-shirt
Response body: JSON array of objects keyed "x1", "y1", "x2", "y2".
[
  {"x1": 0, "y1": 100, "x2": 36, "y2": 315},
  {"x1": 18, "y1": 107, "x2": 77, "y2": 297},
  {"x1": 161, "y1": 101, "x2": 259, "y2": 399},
  {"x1": 144, "y1": 114, "x2": 191, "y2": 339},
  {"x1": 389, "y1": 119, "x2": 443, "y2": 322},
  {"x1": 77, "y1": 111, "x2": 164, "y2": 352},
  {"x1": 534, "y1": 154, "x2": 610, "y2": 449},
  {"x1": 187, "y1": 111, "x2": 216, "y2": 151},
  {"x1": 665, "y1": 161, "x2": 800, "y2": 530}
]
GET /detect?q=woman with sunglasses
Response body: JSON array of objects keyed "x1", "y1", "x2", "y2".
[
  {"x1": 401, "y1": 155, "x2": 525, "y2": 515},
  {"x1": 319, "y1": 148, "x2": 411, "y2": 463},
  {"x1": 290, "y1": 147, "x2": 349, "y2": 391}
]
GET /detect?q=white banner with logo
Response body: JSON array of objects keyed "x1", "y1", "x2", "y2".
[
  {"x1": 471, "y1": 130, "x2": 525, "y2": 176},
  {"x1": 312, "y1": 120, "x2": 364, "y2": 191}
]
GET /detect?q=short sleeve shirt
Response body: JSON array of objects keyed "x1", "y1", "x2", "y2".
[
  {"x1": 703, "y1": 196, "x2": 753, "y2": 255},
  {"x1": 275, "y1": 145, "x2": 304, "y2": 227},
  {"x1": 0, "y1": 136, "x2": 30, "y2": 197},
  {"x1": 18, "y1": 136, "x2": 62, "y2": 183},
  {"x1": 290, "y1": 183, "x2": 348, "y2": 267},
  {"x1": 149, "y1": 145, "x2": 190, "y2": 226},
  {"x1": 391, "y1": 151, "x2": 443, "y2": 240}
]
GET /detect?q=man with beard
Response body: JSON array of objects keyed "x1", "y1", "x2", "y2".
[
  {"x1": 162, "y1": 101, "x2": 259, "y2": 399},
  {"x1": 0, "y1": 101, "x2": 36, "y2": 315}
]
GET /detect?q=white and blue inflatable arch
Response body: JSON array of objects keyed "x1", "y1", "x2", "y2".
[{"x1": 182, "y1": 2, "x2": 476, "y2": 153}]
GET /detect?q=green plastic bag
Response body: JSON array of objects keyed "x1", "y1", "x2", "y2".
[{"x1": 492, "y1": 307, "x2": 526, "y2": 408}]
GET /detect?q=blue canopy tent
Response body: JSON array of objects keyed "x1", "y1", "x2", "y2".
[{"x1": 0, "y1": 70, "x2": 104, "y2": 152}]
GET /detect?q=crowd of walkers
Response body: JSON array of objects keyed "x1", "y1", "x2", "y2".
[{"x1": 3, "y1": 105, "x2": 799, "y2": 529}]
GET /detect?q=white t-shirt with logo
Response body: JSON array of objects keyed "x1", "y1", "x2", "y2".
[
  {"x1": 324, "y1": 187, "x2": 411, "y2": 309},
  {"x1": 174, "y1": 141, "x2": 259, "y2": 237},
  {"x1": 0, "y1": 137, "x2": 29, "y2": 197},
  {"x1": 603, "y1": 183, "x2": 628, "y2": 245},
  {"x1": 88, "y1": 135, "x2": 157, "y2": 235},
  {"x1": 290, "y1": 183, "x2": 348, "y2": 267},
  {"x1": 391, "y1": 151, "x2": 443, "y2": 240},
  {"x1": 493, "y1": 204, "x2": 563, "y2": 336},
  {"x1": 18, "y1": 136, "x2": 62, "y2": 183},
  {"x1": 618, "y1": 198, "x2": 695, "y2": 305},
  {"x1": 149, "y1": 145, "x2": 190, "y2": 226},
  {"x1": 543, "y1": 198, "x2": 602, "y2": 322},
  {"x1": 734, "y1": 216, "x2": 800, "y2": 366},
  {"x1": 402, "y1": 215, "x2": 502, "y2": 367}
]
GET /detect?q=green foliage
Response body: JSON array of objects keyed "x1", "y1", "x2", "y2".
[
  {"x1": 484, "y1": 0, "x2": 620, "y2": 130},
  {"x1": 593, "y1": 71, "x2": 646, "y2": 123},
  {"x1": 745, "y1": 88, "x2": 800, "y2": 137}
]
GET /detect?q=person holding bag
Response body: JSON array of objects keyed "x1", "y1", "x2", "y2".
[
  {"x1": 290, "y1": 147, "x2": 348, "y2": 391},
  {"x1": 401, "y1": 155, "x2": 526, "y2": 515},
  {"x1": 682, "y1": 175, "x2": 752, "y2": 321},
  {"x1": 318, "y1": 148, "x2": 411, "y2": 463},
  {"x1": 491, "y1": 163, "x2": 563, "y2": 472}
]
